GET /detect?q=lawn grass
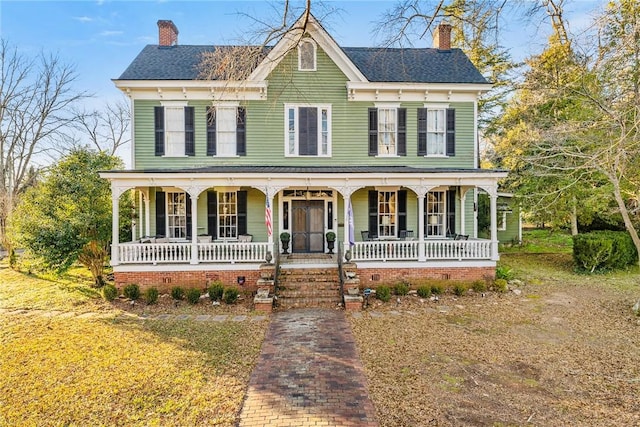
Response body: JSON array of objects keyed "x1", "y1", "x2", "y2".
[
  {"x1": 351, "y1": 239, "x2": 640, "y2": 426},
  {"x1": 0, "y1": 263, "x2": 267, "y2": 426},
  {"x1": 501, "y1": 228, "x2": 574, "y2": 254}
]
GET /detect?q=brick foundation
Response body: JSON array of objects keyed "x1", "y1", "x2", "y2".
[
  {"x1": 114, "y1": 269, "x2": 261, "y2": 293},
  {"x1": 356, "y1": 266, "x2": 495, "y2": 288}
]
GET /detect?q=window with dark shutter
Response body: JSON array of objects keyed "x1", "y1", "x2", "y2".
[
  {"x1": 155, "y1": 191, "x2": 166, "y2": 237},
  {"x1": 446, "y1": 189, "x2": 456, "y2": 236},
  {"x1": 417, "y1": 108, "x2": 427, "y2": 156},
  {"x1": 368, "y1": 108, "x2": 378, "y2": 156},
  {"x1": 206, "y1": 107, "x2": 216, "y2": 156},
  {"x1": 298, "y1": 107, "x2": 318, "y2": 155},
  {"x1": 186, "y1": 193, "x2": 192, "y2": 238},
  {"x1": 237, "y1": 191, "x2": 248, "y2": 235},
  {"x1": 398, "y1": 190, "x2": 407, "y2": 232},
  {"x1": 446, "y1": 108, "x2": 455, "y2": 156},
  {"x1": 236, "y1": 107, "x2": 246, "y2": 156},
  {"x1": 368, "y1": 190, "x2": 378, "y2": 238},
  {"x1": 154, "y1": 107, "x2": 164, "y2": 156},
  {"x1": 185, "y1": 107, "x2": 195, "y2": 156},
  {"x1": 207, "y1": 191, "x2": 217, "y2": 239},
  {"x1": 397, "y1": 109, "x2": 407, "y2": 156}
]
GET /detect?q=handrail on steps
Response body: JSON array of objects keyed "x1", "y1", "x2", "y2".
[{"x1": 337, "y1": 241, "x2": 345, "y2": 307}]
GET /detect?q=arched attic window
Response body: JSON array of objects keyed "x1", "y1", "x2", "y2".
[{"x1": 298, "y1": 38, "x2": 317, "y2": 71}]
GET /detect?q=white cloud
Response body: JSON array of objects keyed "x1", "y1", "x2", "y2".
[
  {"x1": 100, "y1": 30, "x2": 124, "y2": 37},
  {"x1": 74, "y1": 16, "x2": 93, "y2": 23}
]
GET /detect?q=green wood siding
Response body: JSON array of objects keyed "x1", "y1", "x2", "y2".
[{"x1": 133, "y1": 46, "x2": 477, "y2": 170}]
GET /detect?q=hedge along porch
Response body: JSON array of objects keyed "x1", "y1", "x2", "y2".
[{"x1": 101, "y1": 166, "x2": 507, "y2": 289}]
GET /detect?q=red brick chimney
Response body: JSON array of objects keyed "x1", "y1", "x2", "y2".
[
  {"x1": 433, "y1": 22, "x2": 452, "y2": 50},
  {"x1": 157, "y1": 20, "x2": 178, "y2": 47}
]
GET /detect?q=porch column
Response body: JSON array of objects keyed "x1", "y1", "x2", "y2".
[
  {"x1": 190, "y1": 193, "x2": 199, "y2": 264},
  {"x1": 144, "y1": 194, "x2": 150, "y2": 238},
  {"x1": 417, "y1": 194, "x2": 426, "y2": 261},
  {"x1": 489, "y1": 188, "x2": 499, "y2": 260},
  {"x1": 138, "y1": 190, "x2": 144, "y2": 238},
  {"x1": 459, "y1": 188, "x2": 471, "y2": 236},
  {"x1": 111, "y1": 187, "x2": 120, "y2": 266},
  {"x1": 341, "y1": 191, "x2": 354, "y2": 253}
]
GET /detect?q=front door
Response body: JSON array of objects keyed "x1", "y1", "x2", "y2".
[{"x1": 292, "y1": 200, "x2": 324, "y2": 253}]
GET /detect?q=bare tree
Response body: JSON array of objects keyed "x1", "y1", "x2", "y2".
[
  {"x1": 197, "y1": 0, "x2": 341, "y2": 83},
  {"x1": 74, "y1": 98, "x2": 131, "y2": 156},
  {"x1": 0, "y1": 40, "x2": 86, "y2": 247}
]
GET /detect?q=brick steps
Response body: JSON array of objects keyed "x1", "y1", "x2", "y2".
[{"x1": 276, "y1": 267, "x2": 342, "y2": 310}]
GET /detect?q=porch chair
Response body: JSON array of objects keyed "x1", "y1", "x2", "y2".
[
  {"x1": 361, "y1": 230, "x2": 372, "y2": 241},
  {"x1": 399, "y1": 230, "x2": 414, "y2": 240}
]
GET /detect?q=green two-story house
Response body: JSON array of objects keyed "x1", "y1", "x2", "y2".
[{"x1": 100, "y1": 15, "x2": 507, "y2": 290}]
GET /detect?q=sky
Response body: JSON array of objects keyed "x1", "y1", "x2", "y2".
[{"x1": 0, "y1": 0, "x2": 605, "y2": 162}]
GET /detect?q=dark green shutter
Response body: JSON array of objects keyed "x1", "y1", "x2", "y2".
[
  {"x1": 237, "y1": 191, "x2": 247, "y2": 236},
  {"x1": 298, "y1": 107, "x2": 317, "y2": 155},
  {"x1": 185, "y1": 107, "x2": 195, "y2": 156},
  {"x1": 206, "y1": 106, "x2": 216, "y2": 156},
  {"x1": 155, "y1": 191, "x2": 165, "y2": 237},
  {"x1": 447, "y1": 190, "x2": 456, "y2": 236},
  {"x1": 398, "y1": 190, "x2": 407, "y2": 233},
  {"x1": 186, "y1": 193, "x2": 192, "y2": 239},
  {"x1": 446, "y1": 108, "x2": 455, "y2": 156},
  {"x1": 368, "y1": 108, "x2": 378, "y2": 156},
  {"x1": 236, "y1": 107, "x2": 246, "y2": 156},
  {"x1": 417, "y1": 108, "x2": 427, "y2": 155},
  {"x1": 368, "y1": 190, "x2": 378, "y2": 238},
  {"x1": 207, "y1": 191, "x2": 217, "y2": 239},
  {"x1": 397, "y1": 108, "x2": 406, "y2": 156},
  {"x1": 154, "y1": 107, "x2": 164, "y2": 156}
]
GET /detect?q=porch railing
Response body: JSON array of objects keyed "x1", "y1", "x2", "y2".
[
  {"x1": 119, "y1": 242, "x2": 192, "y2": 264},
  {"x1": 117, "y1": 241, "x2": 270, "y2": 264},
  {"x1": 198, "y1": 242, "x2": 269, "y2": 263},
  {"x1": 351, "y1": 239, "x2": 493, "y2": 262}
]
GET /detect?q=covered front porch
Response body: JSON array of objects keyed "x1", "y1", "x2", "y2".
[{"x1": 101, "y1": 166, "x2": 507, "y2": 270}]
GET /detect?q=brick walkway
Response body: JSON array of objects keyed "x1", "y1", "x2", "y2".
[{"x1": 238, "y1": 308, "x2": 378, "y2": 427}]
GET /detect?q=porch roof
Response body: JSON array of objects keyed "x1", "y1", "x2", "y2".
[{"x1": 102, "y1": 165, "x2": 507, "y2": 175}]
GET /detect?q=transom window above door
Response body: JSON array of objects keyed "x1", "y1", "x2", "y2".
[{"x1": 285, "y1": 104, "x2": 331, "y2": 157}]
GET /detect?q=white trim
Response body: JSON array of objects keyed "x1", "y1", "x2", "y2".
[
  {"x1": 374, "y1": 102, "x2": 401, "y2": 109},
  {"x1": 249, "y1": 14, "x2": 367, "y2": 83},
  {"x1": 474, "y1": 100, "x2": 479, "y2": 169},
  {"x1": 160, "y1": 100, "x2": 189, "y2": 107},
  {"x1": 423, "y1": 102, "x2": 450, "y2": 109},
  {"x1": 348, "y1": 82, "x2": 491, "y2": 102},
  {"x1": 115, "y1": 80, "x2": 268, "y2": 101},
  {"x1": 283, "y1": 103, "x2": 332, "y2": 157},
  {"x1": 356, "y1": 260, "x2": 496, "y2": 269},
  {"x1": 113, "y1": 263, "x2": 262, "y2": 273}
]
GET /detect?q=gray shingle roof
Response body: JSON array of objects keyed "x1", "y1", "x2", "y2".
[{"x1": 118, "y1": 45, "x2": 488, "y2": 84}]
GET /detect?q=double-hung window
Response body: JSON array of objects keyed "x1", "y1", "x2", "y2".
[
  {"x1": 218, "y1": 192, "x2": 238, "y2": 239},
  {"x1": 167, "y1": 192, "x2": 187, "y2": 239},
  {"x1": 207, "y1": 105, "x2": 246, "y2": 157},
  {"x1": 426, "y1": 191, "x2": 446, "y2": 237},
  {"x1": 418, "y1": 106, "x2": 455, "y2": 157},
  {"x1": 368, "y1": 105, "x2": 406, "y2": 156},
  {"x1": 378, "y1": 191, "x2": 397, "y2": 237},
  {"x1": 285, "y1": 104, "x2": 331, "y2": 156},
  {"x1": 154, "y1": 102, "x2": 195, "y2": 157}
]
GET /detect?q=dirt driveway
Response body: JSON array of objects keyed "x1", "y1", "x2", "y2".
[{"x1": 349, "y1": 254, "x2": 640, "y2": 426}]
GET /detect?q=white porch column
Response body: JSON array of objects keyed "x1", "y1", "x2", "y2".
[
  {"x1": 138, "y1": 190, "x2": 144, "y2": 238},
  {"x1": 489, "y1": 188, "x2": 499, "y2": 260},
  {"x1": 417, "y1": 194, "x2": 426, "y2": 261},
  {"x1": 342, "y1": 193, "x2": 351, "y2": 251},
  {"x1": 144, "y1": 194, "x2": 151, "y2": 237},
  {"x1": 190, "y1": 193, "x2": 199, "y2": 264},
  {"x1": 111, "y1": 188, "x2": 120, "y2": 266},
  {"x1": 459, "y1": 188, "x2": 471, "y2": 236}
]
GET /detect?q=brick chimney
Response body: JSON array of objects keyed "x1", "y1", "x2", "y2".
[
  {"x1": 157, "y1": 20, "x2": 178, "y2": 47},
  {"x1": 433, "y1": 22, "x2": 452, "y2": 50}
]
